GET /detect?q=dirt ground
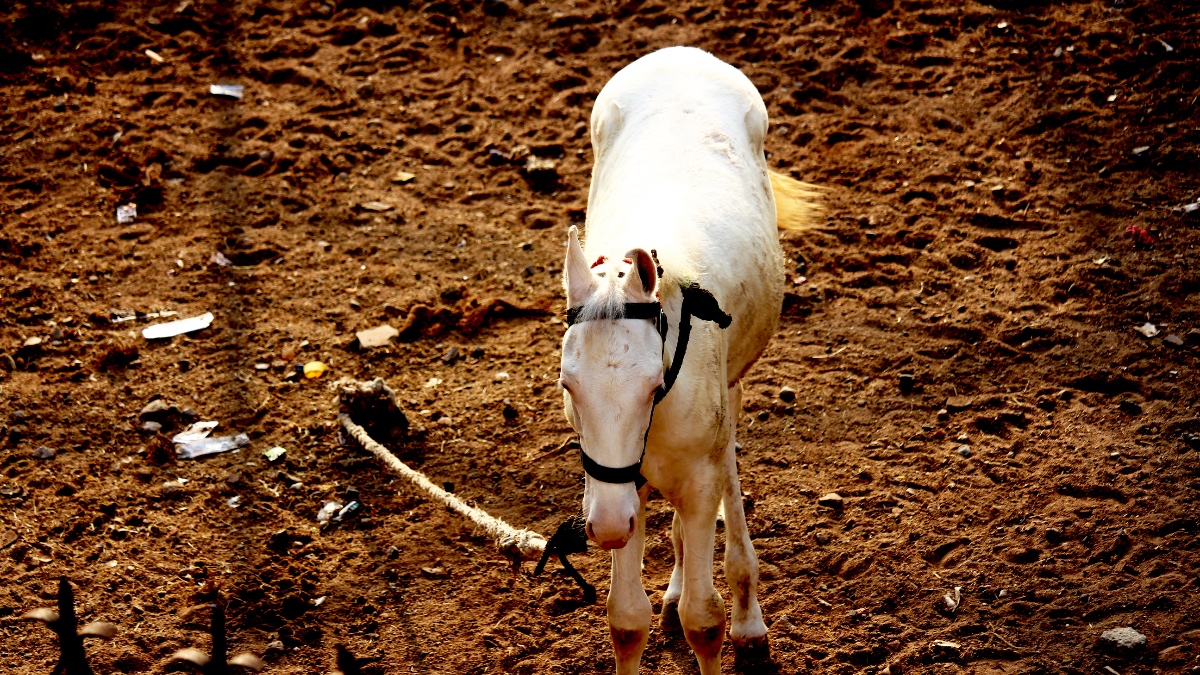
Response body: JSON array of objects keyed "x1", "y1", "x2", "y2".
[{"x1": 1, "y1": 0, "x2": 1198, "y2": 673}]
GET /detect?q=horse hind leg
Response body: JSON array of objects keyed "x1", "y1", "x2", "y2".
[
  {"x1": 723, "y1": 384, "x2": 770, "y2": 664},
  {"x1": 659, "y1": 509, "x2": 684, "y2": 632}
]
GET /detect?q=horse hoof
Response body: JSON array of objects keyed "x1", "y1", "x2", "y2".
[
  {"x1": 732, "y1": 634, "x2": 771, "y2": 669},
  {"x1": 659, "y1": 598, "x2": 682, "y2": 633}
]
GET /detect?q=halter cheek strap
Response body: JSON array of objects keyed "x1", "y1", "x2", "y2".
[{"x1": 564, "y1": 282, "x2": 732, "y2": 489}]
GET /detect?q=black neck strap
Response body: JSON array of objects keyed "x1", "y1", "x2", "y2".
[{"x1": 565, "y1": 282, "x2": 731, "y2": 488}]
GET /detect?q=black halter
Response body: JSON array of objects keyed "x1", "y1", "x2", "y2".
[{"x1": 564, "y1": 282, "x2": 732, "y2": 488}]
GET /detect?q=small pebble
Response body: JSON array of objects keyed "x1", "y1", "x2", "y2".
[
  {"x1": 1100, "y1": 626, "x2": 1147, "y2": 652},
  {"x1": 898, "y1": 372, "x2": 914, "y2": 395},
  {"x1": 818, "y1": 492, "x2": 843, "y2": 509},
  {"x1": 778, "y1": 386, "x2": 796, "y2": 403},
  {"x1": 814, "y1": 530, "x2": 832, "y2": 545},
  {"x1": 957, "y1": 445, "x2": 972, "y2": 458},
  {"x1": 387, "y1": 546, "x2": 400, "y2": 559},
  {"x1": 142, "y1": 421, "x2": 163, "y2": 433},
  {"x1": 33, "y1": 446, "x2": 56, "y2": 460}
]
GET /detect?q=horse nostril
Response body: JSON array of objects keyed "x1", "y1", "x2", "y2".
[
  {"x1": 586, "y1": 522, "x2": 595, "y2": 540},
  {"x1": 628, "y1": 516, "x2": 636, "y2": 534}
]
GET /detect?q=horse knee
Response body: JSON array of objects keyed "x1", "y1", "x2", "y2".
[{"x1": 610, "y1": 625, "x2": 649, "y2": 661}]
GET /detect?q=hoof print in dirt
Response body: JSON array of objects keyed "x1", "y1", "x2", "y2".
[
  {"x1": 21, "y1": 577, "x2": 118, "y2": 675},
  {"x1": 170, "y1": 600, "x2": 264, "y2": 674}
]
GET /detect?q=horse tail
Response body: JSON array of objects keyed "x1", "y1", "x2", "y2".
[{"x1": 769, "y1": 170, "x2": 822, "y2": 231}]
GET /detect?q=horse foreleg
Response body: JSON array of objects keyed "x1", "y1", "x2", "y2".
[
  {"x1": 608, "y1": 487, "x2": 651, "y2": 675},
  {"x1": 660, "y1": 509, "x2": 684, "y2": 632},
  {"x1": 676, "y1": 473, "x2": 726, "y2": 675},
  {"x1": 722, "y1": 384, "x2": 769, "y2": 662}
]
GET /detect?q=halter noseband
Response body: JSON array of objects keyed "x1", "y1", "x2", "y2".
[{"x1": 563, "y1": 282, "x2": 732, "y2": 488}]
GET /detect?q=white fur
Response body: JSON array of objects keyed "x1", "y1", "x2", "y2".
[{"x1": 561, "y1": 47, "x2": 783, "y2": 675}]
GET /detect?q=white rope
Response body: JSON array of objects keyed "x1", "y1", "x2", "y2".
[{"x1": 336, "y1": 411, "x2": 547, "y2": 560}]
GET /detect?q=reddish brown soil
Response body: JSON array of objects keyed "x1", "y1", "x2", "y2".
[{"x1": 2, "y1": 1, "x2": 1199, "y2": 673}]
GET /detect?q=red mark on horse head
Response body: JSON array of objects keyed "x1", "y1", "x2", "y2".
[
  {"x1": 622, "y1": 258, "x2": 633, "y2": 264},
  {"x1": 591, "y1": 255, "x2": 607, "y2": 268}
]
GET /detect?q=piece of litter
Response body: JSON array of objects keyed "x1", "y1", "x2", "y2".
[
  {"x1": 1093, "y1": 256, "x2": 1110, "y2": 265},
  {"x1": 226, "y1": 495, "x2": 240, "y2": 508},
  {"x1": 1176, "y1": 202, "x2": 1199, "y2": 215},
  {"x1": 312, "y1": 596, "x2": 326, "y2": 607},
  {"x1": 424, "y1": 377, "x2": 442, "y2": 388},
  {"x1": 360, "y1": 201, "x2": 393, "y2": 212},
  {"x1": 943, "y1": 586, "x2": 962, "y2": 613},
  {"x1": 263, "y1": 446, "x2": 286, "y2": 462},
  {"x1": 932, "y1": 640, "x2": 961, "y2": 649},
  {"x1": 145, "y1": 49, "x2": 165, "y2": 63},
  {"x1": 210, "y1": 251, "x2": 232, "y2": 267},
  {"x1": 494, "y1": 371, "x2": 510, "y2": 381},
  {"x1": 333, "y1": 501, "x2": 361, "y2": 522},
  {"x1": 143, "y1": 312, "x2": 214, "y2": 339},
  {"x1": 1137, "y1": 322, "x2": 1159, "y2": 338},
  {"x1": 392, "y1": 171, "x2": 416, "y2": 184},
  {"x1": 171, "y1": 421, "x2": 219, "y2": 444},
  {"x1": 113, "y1": 310, "x2": 178, "y2": 324},
  {"x1": 1132, "y1": 146, "x2": 1151, "y2": 156},
  {"x1": 176, "y1": 433, "x2": 249, "y2": 460},
  {"x1": 116, "y1": 203, "x2": 137, "y2": 224},
  {"x1": 356, "y1": 324, "x2": 399, "y2": 349},
  {"x1": 317, "y1": 501, "x2": 343, "y2": 524},
  {"x1": 303, "y1": 361, "x2": 328, "y2": 379},
  {"x1": 1158, "y1": 39, "x2": 1174, "y2": 53},
  {"x1": 1107, "y1": 94, "x2": 1118, "y2": 103},
  {"x1": 209, "y1": 84, "x2": 244, "y2": 99}
]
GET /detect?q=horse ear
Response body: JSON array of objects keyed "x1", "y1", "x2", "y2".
[
  {"x1": 564, "y1": 226, "x2": 595, "y2": 307},
  {"x1": 623, "y1": 248, "x2": 657, "y2": 301}
]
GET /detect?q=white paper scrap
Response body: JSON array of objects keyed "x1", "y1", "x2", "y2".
[
  {"x1": 177, "y1": 433, "x2": 249, "y2": 460},
  {"x1": 209, "y1": 84, "x2": 244, "y2": 99},
  {"x1": 172, "y1": 421, "x2": 219, "y2": 444},
  {"x1": 142, "y1": 312, "x2": 213, "y2": 339}
]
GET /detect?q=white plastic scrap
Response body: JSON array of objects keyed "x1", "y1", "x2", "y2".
[
  {"x1": 177, "y1": 433, "x2": 249, "y2": 460},
  {"x1": 116, "y1": 203, "x2": 137, "y2": 224},
  {"x1": 317, "y1": 501, "x2": 343, "y2": 524},
  {"x1": 1137, "y1": 322, "x2": 1159, "y2": 338},
  {"x1": 172, "y1": 420, "x2": 219, "y2": 444},
  {"x1": 209, "y1": 84, "x2": 244, "y2": 99},
  {"x1": 211, "y1": 251, "x2": 232, "y2": 267},
  {"x1": 142, "y1": 312, "x2": 214, "y2": 339},
  {"x1": 943, "y1": 586, "x2": 962, "y2": 613}
]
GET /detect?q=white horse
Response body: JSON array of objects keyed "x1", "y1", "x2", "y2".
[{"x1": 558, "y1": 47, "x2": 816, "y2": 674}]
